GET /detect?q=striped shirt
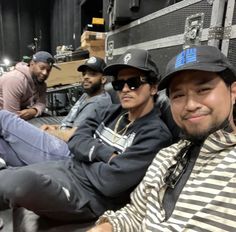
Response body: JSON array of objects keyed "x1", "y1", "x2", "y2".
[{"x1": 98, "y1": 129, "x2": 236, "y2": 231}]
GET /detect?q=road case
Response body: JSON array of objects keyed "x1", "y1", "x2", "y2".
[
  {"x1": 221, "y1": 0, "x2": 236, "y2": 67},
  {"x1": 107, "y1": 0, "x2": 169, "y2": 30},
  {"x1": 105, "y1": 0, "x2": 227, "y2": 75}
]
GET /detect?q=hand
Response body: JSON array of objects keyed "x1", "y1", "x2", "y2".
[
  {"x1": 108, "y1": 153, "x2": 118, "y2": 164},
  {"x1": 17, "y1": 108, "x2": 37, "y2": 120},
  {"x1": 40, "y1": 124, "x2": 59, "y2": 131},
  {"x1": 43, "y1": 127, "x2": 77, "y2": 142},
  {"x1": 87, "y1": 223, "x2": 113, "y2": 232}
]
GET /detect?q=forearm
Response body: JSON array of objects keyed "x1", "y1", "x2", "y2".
[
  {"x1": 47, "y1": 128, "x2": 77, "y2": 142},
  {"x1": 31, "y1": 102, "x2": 46, "y2": 116},
  {"x1": 18, "y1": 108, "x2": 38, "y2": 120},
  {"x1": 87, "y1": 222, "x2": 112, "y2": 232},
  {"x1": 68, "y1": 133, "x2": 117, "y2": 162}
]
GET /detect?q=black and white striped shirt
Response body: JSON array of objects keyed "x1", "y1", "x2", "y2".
[{"x1": 99, "y1": 129, "x2": 236, "y2": 231}]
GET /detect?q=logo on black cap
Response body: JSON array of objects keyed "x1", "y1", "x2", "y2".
[{"x1": 123, "y1": 53, "x2": 132, "y2": 64}]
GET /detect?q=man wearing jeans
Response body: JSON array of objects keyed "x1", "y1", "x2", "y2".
[
  {"x1": 0, "y1": 56, "x2": 111, "y2": 166},
  {"x1": 0, "y1": 49, "x2": 173, "y2": 223}
]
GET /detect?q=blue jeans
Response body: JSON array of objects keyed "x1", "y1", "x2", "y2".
[{"x1": 0, "y1": 110, "x2": 71, "y2": 166}]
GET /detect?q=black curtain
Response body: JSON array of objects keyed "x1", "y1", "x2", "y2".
[
  {"x1": 0, "y1": 0, "x2": 103, "y2": 62},
  {"x1": 50, "y1": 0, "x2": 82, "y2": 54},
  {"x1": 0, "y1": 0, "x2": 51, "y2": 62},
  {"x1": 50, "y1": 0, "x2": 104, "y2": 53}
]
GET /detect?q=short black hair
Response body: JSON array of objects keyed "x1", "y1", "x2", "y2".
[
  {"x1": 218, "y1": 68, "x2": 236, "y2": 86},
  {"x1": 145, "y1": 70, "x2": 161, "y2": 85}
]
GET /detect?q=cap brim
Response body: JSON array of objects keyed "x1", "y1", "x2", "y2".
[
  {"x1": 52, "y1": 64, "x2": 61, "y2": 71},
  {"x1": 77, "y1": 64, "x2": 102, "y2": 73},
  {"x1": 77, "y1": 64, "x2": 88, "y2": 72},
  {"x1": 159, "y1": 64, "x2": 227, "y2": 90},
  {"x1": 104, "y1": 63, "x2": 150, "y2": 77}
]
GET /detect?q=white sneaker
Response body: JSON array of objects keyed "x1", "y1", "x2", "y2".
[{"x1": 0, "y1": 157, "x2": 6, "y2": 169}]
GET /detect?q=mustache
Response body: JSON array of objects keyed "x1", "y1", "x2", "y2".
[
  {"x1": 82, "y1": 81, "x2": 91, "y2": 84},
  {"x1": 181, "y1": 110, "x2": 211, "y2": 120}
]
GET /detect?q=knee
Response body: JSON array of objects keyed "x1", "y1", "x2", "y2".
[
  {"x1": 0, "y1": 110, "x2": 13, "y2": 120},
  {"x1": 0, "y1": 110, "x2": 16, "y2": 129},
  {"x1": 4, "y1": 169, "x2": 38, "y2": 199}
]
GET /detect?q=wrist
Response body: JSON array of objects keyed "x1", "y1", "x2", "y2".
[
  {"x1": 108, "y1": 152, "x2": 118, "y2": 164},
  {"x1": 31, "y1": 108, "x2": 38, "y2": 116}
]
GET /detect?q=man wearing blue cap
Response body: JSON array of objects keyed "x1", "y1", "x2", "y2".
[
  {"x1": 0, "y1": 51, "x2": 56, "y2": 120},
  {"x1": 89, "y1": 45, "x2": 236, "y2": 232}
]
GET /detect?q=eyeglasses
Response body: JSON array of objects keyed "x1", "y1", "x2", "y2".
[{"x1": 112, "y1": 76, "x2": 148, "y2": 91}]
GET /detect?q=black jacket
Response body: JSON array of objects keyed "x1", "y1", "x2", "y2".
[{"x1": 67, "y1": 104, "x2": 173, "y2": 216}]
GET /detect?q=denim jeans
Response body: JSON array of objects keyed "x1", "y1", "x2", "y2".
[{"x1": 0, "y1": 110, "x2": 71, "y2": 166}]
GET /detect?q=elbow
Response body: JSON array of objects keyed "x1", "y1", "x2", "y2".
[{"x1": 102, "y1": 187, "x2": 120, "y2": 197}]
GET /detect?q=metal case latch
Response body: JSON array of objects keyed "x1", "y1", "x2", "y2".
[
  {"x1": 208, "y1": 26, "x2": 224, "y2": 40},
  {"x1": 184, "y1": 13, "x2": 204, "y2": 48},
  {"x1": 107, "y1": 40, "x2": 114, "y2": 60},
  {"x1": 223, "y1": 26, "x2": 232, "y2": 40}
]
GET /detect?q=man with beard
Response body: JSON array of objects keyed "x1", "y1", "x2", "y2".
[
  {"x1": 89, "y1": 45, "x2": 236, "y2": 232},
  {"x1": 0, "y1": 51, "x2": 57, "y2": 120},
  {"x1": 40, "y1": 56, "x2": 112, "y2": 141},
  {"x1": 0, "y1": 56, "x2": 111, "y2": 166},
  {"x1": 0, "y1": 48, "x2": 173, "y2": 224}
]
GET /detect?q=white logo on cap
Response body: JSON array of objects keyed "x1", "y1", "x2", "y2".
[
  {"x1": 87, "y1": 57, "x2": 97, "y2": 64},
  {"x1": 123, "y1": 53, "x2": 131, "y2": 64}
]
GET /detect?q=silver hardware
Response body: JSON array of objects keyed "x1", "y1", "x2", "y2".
[
  {"x1": 107, "y1": 41, "x2": 114, "y2": 60},
  {"x1": 223, "y1": 26, "x2": 232, "y2": 40},
  {"x1": 184, "y1": 13, "x2": 204, "y2": 48},
  {"x1": 208, "y1": 26, "x2": 224, "y2": 40},
  {"x1": 207, "y1": 0, "x2": 214, "y2": 5}
]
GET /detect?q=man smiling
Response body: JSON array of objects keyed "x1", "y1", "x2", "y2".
[
  {"x1": 0, "y1": 56, "x2": 111, "y2": 166},
  {"x1": 89, "y1": 45, "x2": 236, "y2": 232},
  {"x1": 0, "y1": 51, "x2": 56, "y2": 120}
]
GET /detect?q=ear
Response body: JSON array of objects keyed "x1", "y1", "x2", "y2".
[
  {"x1": 101, "y1": 76, "x2": 107, "y2": 85},
  {"x1": 150, "y1": 84, "x2": 158, "y2": 96},
  {"x1": 230, "y1": 82, "x2": 236, "y2": 104}
]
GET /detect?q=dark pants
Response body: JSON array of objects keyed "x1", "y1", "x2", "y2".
[{"x1": 0, "y1": 160, "x2": 97, "y2": 222}]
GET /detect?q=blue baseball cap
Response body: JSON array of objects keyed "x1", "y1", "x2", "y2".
[{"x1": 159, "y1": 45, "x2": 236, "y2": 90}]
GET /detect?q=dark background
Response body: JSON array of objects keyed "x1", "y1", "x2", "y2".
[
  {"x1": 0, "y1": 0, "x2": 105, "y2": 63},
  {"x1": 0, "y1": 0, "x2": 181, "y2": 63}
]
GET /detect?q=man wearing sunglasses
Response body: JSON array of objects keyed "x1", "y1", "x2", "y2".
[
  {"x1": 89, "y1": 45, "x2": 236, "y2": 232},
  {"x1": 0, "y1": 49, "x2": 173, "y2": 224}
]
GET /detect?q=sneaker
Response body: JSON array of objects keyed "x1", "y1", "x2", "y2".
[
  {"x1": 0, "y1": 217, "x2": 3, "y2": 229},
  {"x1": 0, "y1": 158, "x2": 6, "y2": 170}
]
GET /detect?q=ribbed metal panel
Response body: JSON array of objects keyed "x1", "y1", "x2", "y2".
[{"x1": 107, "y1": 1, "x2": 213, "y2": 49}]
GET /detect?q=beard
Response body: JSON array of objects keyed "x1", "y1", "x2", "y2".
[
  {"x1": 83, "y1": 81, "x2": 102, "y2": 95},
  {"x1": 32, "y1": 75, "x2": 44, "y2": 85},
  {"x1": 182, "y1": 117, "x2": 233, "y2": 143}
]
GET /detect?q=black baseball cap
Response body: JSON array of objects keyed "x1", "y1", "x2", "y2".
[
  {"x1": 104, "y1": 48, "x2": 160, "y2": 81},
  {"x1": 77, "y1": 56, "x2": 106, "y2": 73},
  {"x1": 32, "y1": 51, "x2": 60, "y2": 70},
  {"x1": 159, "y1": 45, "x2": 236, "y2": 90}
]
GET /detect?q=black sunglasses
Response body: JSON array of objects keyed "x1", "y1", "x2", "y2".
[{"x1": 112, "y1": 76, "x2": 148, "y2": 91}]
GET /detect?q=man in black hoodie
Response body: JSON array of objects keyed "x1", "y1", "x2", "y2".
[{"x1": 0, "y1": 49, "x2": 173, "y2": 223}]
